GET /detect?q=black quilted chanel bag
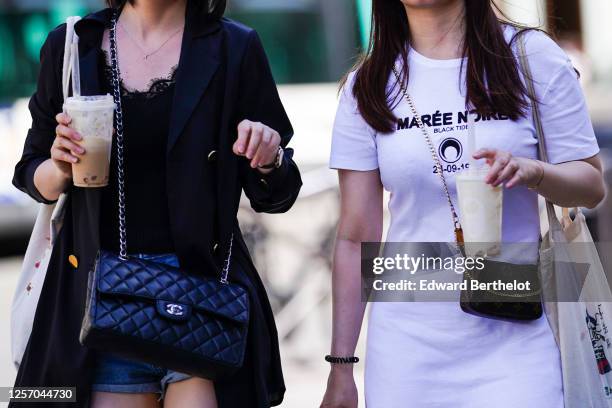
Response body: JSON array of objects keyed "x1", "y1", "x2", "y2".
[{"x1": 79, "y1": 11, "x2": 249, "y2": 379}]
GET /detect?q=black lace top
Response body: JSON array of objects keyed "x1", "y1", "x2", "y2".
[{"x1": 99, "y1": 58, "x2": 177, "y2": 254}]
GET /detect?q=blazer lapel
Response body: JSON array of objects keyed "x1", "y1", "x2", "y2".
[{"x1": 167, "y1": 30, "x2": 221, "y2": 155}]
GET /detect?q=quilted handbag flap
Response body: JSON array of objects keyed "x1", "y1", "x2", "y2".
[{"x1": 95, "y1": 251, "x2": 249, "y2": 325}]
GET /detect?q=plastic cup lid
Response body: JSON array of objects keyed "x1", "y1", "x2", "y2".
[{"x1": 64, "y1": 94, "x2": 115, "y2": 110}]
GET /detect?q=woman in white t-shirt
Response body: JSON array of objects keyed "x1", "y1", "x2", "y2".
[{"x1": 320, "y1": 1, "x2": 605, "y2": 407}]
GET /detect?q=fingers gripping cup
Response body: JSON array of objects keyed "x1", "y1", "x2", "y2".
[
  {"x1": 455, "y1": 167, "x2": 503, "y2": 257},
  {"x1": 64, "y1": 95, "x2": 115, "y2": 187}
]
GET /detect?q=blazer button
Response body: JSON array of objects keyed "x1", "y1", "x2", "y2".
[
  {"x1": 213, "y1": 243, "x2": 219, "y2": 253},
  {"x1": 207, "y1": 150, "x2": 217, "y2": 162},
  {"x1": 68, "y1": 254, "x2": 78, "y2": 268}
]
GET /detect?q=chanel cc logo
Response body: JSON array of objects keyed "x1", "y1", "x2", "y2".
[{"x1": 165, "y1": 303, "x2": 185, "y2": 316}]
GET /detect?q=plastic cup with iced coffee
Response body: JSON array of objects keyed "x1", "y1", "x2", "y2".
[
  {"x1": 455, "y1": 112, "x2": 503, "y2": 257},
  {"x1": 63, "y1": 95, "x2": 115, "y2": 187},
  {"x1": 456, "y1": 167, "x2": 503, "y2": 257}
]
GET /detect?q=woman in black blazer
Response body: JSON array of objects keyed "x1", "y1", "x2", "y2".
[{"x1": 11, "y1": 0, "x2": 301, "y2": 407}]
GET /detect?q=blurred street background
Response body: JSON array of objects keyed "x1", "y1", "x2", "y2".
[{"x1": 0, "y1": 0, "x2": 611, "y2": 407}]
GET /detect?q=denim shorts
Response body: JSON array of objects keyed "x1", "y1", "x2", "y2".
[{"x1": 91, "y1": 253, "x2": 192, "y2": 396}]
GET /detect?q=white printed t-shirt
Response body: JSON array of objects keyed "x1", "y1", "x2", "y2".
[{"x1": 329, "y1": 28, "x2": 599, "y2": 407}]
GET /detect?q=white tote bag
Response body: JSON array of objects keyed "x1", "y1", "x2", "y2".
[
  {"x1": 10, "y1": 16, "x2": 80, "y2": 370},
  {"x1": 519, "y1": 35, "x2": 612, "y2": 407},
  {"x1": 539, "y1": 207, "x2": 612, "y2": 408}
]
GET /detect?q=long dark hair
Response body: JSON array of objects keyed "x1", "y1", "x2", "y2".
[
  {"x1": 352, "y1": 0, "x2": 530, "y2": 134},
  {"x1": 105, "y1": 0, "x2": 226, "y2": 20}
]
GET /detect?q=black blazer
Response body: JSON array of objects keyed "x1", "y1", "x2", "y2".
[{"x1": 11, "y1": 6, "x2": 301, "y2": 408}]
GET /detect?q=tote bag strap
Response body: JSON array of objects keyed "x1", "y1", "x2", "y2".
[
  {"x1": 50, "y1": 16, "x2": 80, "y2": 244},
  {"x1": 62, "y1": 16, "x2": 81, "y2": 102},
  {"x1": 516, "y1": 33, "x2": 563, "y2": 236}
]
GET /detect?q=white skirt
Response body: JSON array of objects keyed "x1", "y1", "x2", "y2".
[{"x1": 365, "y1": 301, "x2": 563, "y2": 408}]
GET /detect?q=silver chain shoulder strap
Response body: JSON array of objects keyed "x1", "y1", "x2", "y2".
[
  {"x1": 109, "y1": 12, "x2": 128, "y2": 260},
  {"x1": 391, "y1": 67, "x2": 464, "y2": 244},
  {"x1": 109, "y1": 10, "x2": 234, "y2": 283}
]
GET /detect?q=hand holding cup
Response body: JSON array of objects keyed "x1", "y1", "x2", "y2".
[
  {"x1": 472, "y1": 148, "x2": 544, "y2": 189},
  {"x1": 52, "y1": 112, "x2": 85, "y2": 179}
]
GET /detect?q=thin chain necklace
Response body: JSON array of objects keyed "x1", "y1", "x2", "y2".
[{"x1": 118, "y1": 19, "x2": 183, "y2": 60}]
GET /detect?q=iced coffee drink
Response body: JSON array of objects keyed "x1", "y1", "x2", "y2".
[
  {"x1": 456, "y1": 167, "x2": 503, "y2": 257},
  {"x1": 64, "y1": 95, "x2": 115, "y2": 187}
]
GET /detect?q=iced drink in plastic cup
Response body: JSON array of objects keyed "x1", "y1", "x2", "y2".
[
  {"x1": 64, "y1": 95, "x2": 115, "y2": 187},
  {"x1": 455, "y1": 167, "x2": 503, "y2": 257}
]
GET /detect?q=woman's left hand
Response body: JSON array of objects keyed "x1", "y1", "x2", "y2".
[
  {"x1": 233, "y1": 119, "x2": 281, "y2": 173},
  {"x1": 473, "y1": 148, "x2": 544, "y2": 189}
]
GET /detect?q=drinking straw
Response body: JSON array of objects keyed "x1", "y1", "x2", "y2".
[
  {"x1": 71, "y1": 37, "x2": 81, "y2": 97},
  {"x1": 467, "y1": 110, "x2": 476, "y2": 171}
]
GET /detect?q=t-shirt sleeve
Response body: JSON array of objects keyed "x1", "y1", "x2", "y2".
[
  {"x1": 526, "y1": 32, "x2": 600, "y2": 164},
  {"x1": 329, "y1": 72, "x2": 379, "y2": 171}
]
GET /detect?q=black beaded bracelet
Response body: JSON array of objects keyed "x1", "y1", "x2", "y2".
[{"x1": 325, "y1": 355, "x2": 359, "y2": 364}]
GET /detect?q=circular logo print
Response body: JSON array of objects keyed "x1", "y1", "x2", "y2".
[{"x1": 438, "y1": 137, "x2": 463, "y2": 163}]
